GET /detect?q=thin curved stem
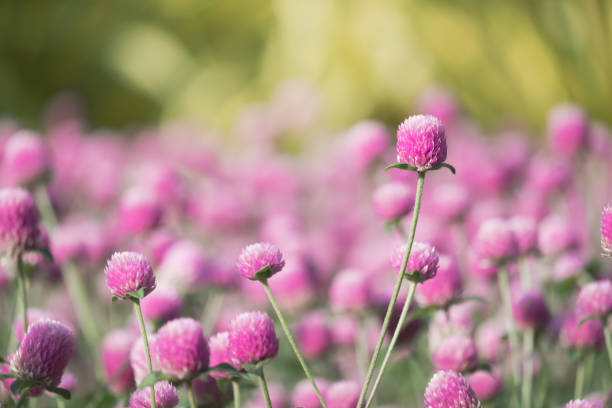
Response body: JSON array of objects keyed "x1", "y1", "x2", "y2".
[
  {"x1": 603, "y1": 324, "x2": 612, "y2": 375},
  {"x1": 262, "y1": 281, "x2": 327, "y2": 408},
  {"x1": 574, "y1": 356, "x2": 585, "y2": 399},
  {"x1": 522, "y1": 328, "x2": 535, "y2": 408},
  {"x1": 258, "y1": 369, "x2": 272, "y2": 408},
  {"x1": 356, "y1": 171, "x2": 425, "y2": 408},
  {"x1": 498, "y1": 267, "x2": 520, "y2": 388},
  {"x1": 17, "y1": 254, "x2": 28, "y2": 335},
  {"x1": 134, "y1": 301, "x2": 157, "y2": 408},
  {"x1": 232, "y1": 380, "x2": 241, "y2": 408},
  {"x1": 365, "y1": 282, "x2": 416, "y2": 408},
  {"x1": 186, "y1": 380, "x2": 197, "y2": 408}
]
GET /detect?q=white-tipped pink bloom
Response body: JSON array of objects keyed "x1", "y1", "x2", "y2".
[
  {"x1": 326, "y1": 380, "x2": 360, "y2": 408},
  {"x1": 117, "y1": 187, "x2": 163, "y2": 234},
  {"x1": 431, "y1": 335, "x2": 478, "y2": 372},
  {"x1": 564, "y1": 400, "x2": 601, "y2": 408},
  {"x1": 208, "y1": 331, "x2": 240, "y2": 378},
  {"x1": 2, "y1": 130, "x2": 50, "y2": 186},
  {"x1": 140, "y1": 284, "x2": 182, "y2": 323},
  {"x1": 157, "y1": 240, "x2": 210, "y2": 292},
  {"x1": 538, "y1": 216, "x2": 577, "y2": 256},
  {"x1": 602, "y1": 204, "x2": 612, "y2": 257},
  {"x1": 104, "y1": 252, "x2": 156, "y2": 300},
  {"x1": 129, "y1": 381, "x2": 179, "y2": 408},
  {"x1": 372, "y1": 182, "x2": 414, "y2": 221},
  {"x1": 329, "y1": 269, "x2": 370, "y2": 312},
  {"x1": 474, "y1": 218, "x2": 518, "y2": 264},
  {"x1": 508, "y1": 216, "x2": 538, "y2": 255},
  {"x1": 0, "y1": 187, "x2": 41, "y2": 256},
  {"x1": 391, "y1": 241, "x2": 440, "y2": 282},
  {"x1": 237, "y1": 242, "x2": 285, "y2": 281},
  {"x1": 576, "y1": 280, "x2": 612, "y2": 319},
  {"x1": 396, "y1": 115, "x2": 447, "y2": 171},
  {"x1": 228, "y1": 311, "x2": 279, "y2": 365},
  {"x1": 424, "y1": 370, "x2": 481, "y2": 408}
]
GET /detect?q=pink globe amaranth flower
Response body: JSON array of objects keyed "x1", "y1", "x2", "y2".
[
  {"x1": 130, "y1": 335, "x2": 159, "y2": 384},
  {"x1": 417, "y1": 255, "x2": 462, "y2": 307},
  {"x1": 589, "y1": 121, "x2": 612, "y2": 158},
  {"x1": 50, "y1": 222, "x2": 88, "y2": 264},
  {"x1": 417, "y1": 86, "x2": 459, "y2": 125},
  {"x1": 548, "y1": 103, "x2": 589, "y2": 157},
  {"x1": 396, "y1": 115, "x2": 447, "y2": 171},
  {"x1": 129, "y1": 381, "x2": 179, "y2": 408},
  {"x1": 431, "y1": 335, "x2": 478, "y2": 372},
  {"x1": 424, "y1": 370, "x2": 480, "y2": 408},
  {"x1": 474, "y1": 218, "x2": 519, "y2": 264},
  {"x1": 343, "y1": 120, "x2": 389, "y2": 170},
  {"x1": 154, "y1": 317, "x2": 210, "y2": 380},
  {"x1": 146, "y1": 229, "x2": 178, "y2": 266},
  {"x1": 236, "y1": 242, "x2": 285, "y2": 281},
  {"x1": 512, "y1": 290, "x2": 550, "y2": 330},
  {"x1": 326, "y1": 380, "x2": 360, "y2": 408},
  {"x1": 564, "y1": 400, "x2": 601, "y2": 408},
  {"x1": 601, "y1": 204, "x2": 612, "y2": 257},
  {"x1": 475, "y1": 319, "x2": 507, "y2": 362},
  {"x1": 10, "y1": 319, "x2": 76, "y2": 389},
  {"x1": 296, "y1": 310, "x2": 331, "y2": 359},
  {"x1": 576, "y1": 280, "x2": 612, "y2": 318},
  {"x1": 468, "y1": 369, "x2": 502, "y2": 401},
  {"x1": 430, "y1": 183, "x2": 471, "y2": 222},
  {"x1": 104, "y1": 252, "x2": 156, "y2": 300},
  {"x1": 330, "y1": 315, "x2": 358, "y2": 346},
  {"x1": 158, "y1": 240, "x2": 210, "y2": 292},
  {"x1": 527, "y1": 154, "x2": 573, "y2": 196},
  {"x1": 140, "y1": 284, "x2": 182, "y2": 323},
  {"x1": 228, "y1": 311, "x2": 279, "y2": 365},
  {"x1": 538, "y1": 215, "x2": 577, "y2": 256},
  {"x1": 372, "y1": 182, "x2": 414, "y2": 221},
  {"x1": 468, "y1": 250, "x2": 498, "y2": 281},
  {"x1": 561, "y1": 311, "x2": 604, "y2": 349},
  {"x1": 508, "y1": 216, "x2": 538, "y2": 255},
  {"x1": 329, "y1": 269, "x2": 371, "y2": 312},
  {"x1": 0, "y1": 187, "x2": 40, "y2": 256},
  {"x1": 390, "y1": 241, "x2": 439, "y2": 282},
  {"x1": 117, "y1": 187, "x2": 163, "y2": 234},
  {"x1": 209, "y1": 331, "x2": 241, "y2": 378},
  {"x1": 292, "y1": 378, "x2": 330, "y2": 408},
  {"x1": 2, "y1": 130, "x2": 50, "y2": 186},
  {"x1": 553, "y1": 251, "x2": 587, "y2": 282},
  {"x1": 101, "y1": 328, "x2": 137, "y2": 392}
]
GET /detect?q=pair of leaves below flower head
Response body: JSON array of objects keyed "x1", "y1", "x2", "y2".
[
  {"x1": 10, "y1": 378, "x2": 71, "y2": 400},
  {"x1": 384, "y1": 162, "x2": 456, "y2": 175},
  {"x1": 138, "y1": 363, "x2": 246, "y2": 389},
  {"x1": 112, "y1": 287, "x2": 147, "y2": 303}
]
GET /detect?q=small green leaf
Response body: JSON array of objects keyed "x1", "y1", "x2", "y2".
[
  {"x1": 126, "y1": 287, "x2": 146, "y2": 300},
  {"x1": 206, "y1": 363, "x2": 240, "y2": 375},
  {"x1": 47, "y1": 386, "x2": 71, "y2": 400},
  {"x1": 404, "y1": 305, "x2": 441, "y2": 322},
  {"x1": 36, "y1": 248, "x2": 55, "y2": 262},
  {"x1": 433, "y1": 162, "x2": 456, "y2": 174},
  {"x1": 578, "y1": 315, "x2": 599, "y2": 326},
  {"x1": 242, "y1": 363, "x2": 264, "y2": 377},
  {"x1": 0, "y1": 373, "x2": 14, "y2": 380},
  {"x1": 253, "y1": 265, "x2": 274, "y2": 282},
  {"x1": 111, "y1": 296, "x2": 119, "y2": 303},
  {"x1": 384, "y1": 163, "x2": 418, "y2": 172},
  {"x1": 138, "y1": 371, "x2": 167, "y2": 389}
]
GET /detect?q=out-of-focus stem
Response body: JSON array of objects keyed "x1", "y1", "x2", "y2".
[
  {"x1": 134, "y1": 301, "x2": 157, "y2": 408},
  {"x1": 355, "y1": 316, "x2": 368, "y2": 378},
  {"x1": 258, "y1": 369, "x2": 272, "y2": 408},
  {"x1": 522, "y1": 328, "x2": 535, "y2": 408},
  {"x1": 34, "y1": 185, "x2": 58, "y2": 227},
  {"x1": 186, "y1": 380, "x2": 197, "y2": 408},
  {"x1": 574, "y1": 356, "x2": 585, "y2": 399},
  {"x1": 603, "y1": 324, "x2": 612, "y2": 375},
  {"x1": 17, "y1": 254, "x2": 28, "y2": 336},
  {"x1": 63, "y1": 263, "x2": 99, "y2": 355},
  {"x1": 498, "y1": 267, "x2": 520, "y2": 386},
  {"x1": 232, "y1": 380, "x2": 241, "y2": 408}
]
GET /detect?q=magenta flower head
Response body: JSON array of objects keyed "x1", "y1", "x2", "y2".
[
  {"x1": 326, "y1": 380, "x2": 360, "y2": 408},
  {"x1": 104, "y1": 252, "x2": 156, "y2": 301},
  {"x1": 396, "y1": 115, "x2": 447, "y2": 171},
  {"x1": 129, "y1": 381, "x2": 179, "y2": 408},
  {"x1": 548, "y1": 103, "x2": 589, "y2": 157},
  {"x1": 228, "y1": 311, "x2": 279, "y2": 365},
  {"x1": 424, "y1": 370, "x2": 481, "y2": 408},
  {"x1": 117, "y1": 187, "x2": 163, "y2": 234},
  {"x1": 130, "y1": 336, "x2": 158, "y2": 384},
  {"x1": 601, "y1": 204, "x2": 612, "y2": 257},
  {"x1": 101, "y1": 328, "x2": 137, "y2": 392},
  {"x1": 390, "y1": 241, "x2": 439, "y2": 282},
  {"x1": 431, "y1": 183, "x2": 471, "y2": 222},
  {"x1": 417, "y1": 255, "x2": 462, "y2": 307},
  {"x1": 475, "y1": 320, "x2": 507, "y2": 362},
  {"x1": 236, "y1": 242, "x2": 285, "y2": 281},
  {"x1": 576, "y1": 280, "x2": 612, "y2": 319},
  {"x1": 538, "y1": 215, "x2": 577, "y2": 256},
  {"x1": 512, "y1": 289, "x2": 550, "y2": 330},
  {"x1": 468, "y1": 369, "x2": 502, "y2": 401},
  {"x1": 158, "y1": 240, "x2": 209, "y2": 292},
  {"x1": 292, "y1": 378, "x2": 330, "y2": 408},
  {"x1": 0, "y1": 187, "x2": 40, "y2": 256},
  {"x1": 296, "y1": 310, "x2": 331, "y2": 359},
  {"x1": 9, "y1": 319, "x2": 76, "y2": 389},
  {"x1": 508, "y1": 216, "x2": 538, "y2": 256},
  {"x1": 140, "y1": 284, "x2": 182, "y2": 323},
  {"x1": 343, "y1": 121, "x2": 389, "y2": 170},
  {"x1": 561, "y1": 311, "x2": 604, "y2": 349},
  {"x1": 329, "y1": 269, "x2": 371, "y2": 312},
  {"x1": 2, "y1": 130, "x2": 50, "y2": 186},
  {"x1": 208, "y1": 331, "x2": 240, "y2": 378},
  {"x1": 474, "y1": 218, "x2": 518, "y2": 265},
  {"x1": 431, "y1": 335, "x2": 478, "y2": 372},
  {"x1": 154, "y1": 317, "x2": 209, "y2": 380},
  {"x1": 372, "y1": 182, "x2": 414, "y2": 221},
  {"x1": 564, "y1": 400, "x2": 600, "y2": 408}
]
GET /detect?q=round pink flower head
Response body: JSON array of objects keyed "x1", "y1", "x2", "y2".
[
  {"x1": 538, "y1": 215, "x2": 577, "y2": 256},
  {"x1": 468, "y1": 369, "x2": 502, "y2": 401},
  {"x1": 424, "y1": 370, "x2": 481, "y2": 408},
  {"x1": 396, "y1": 115, "x2": 447, "y2": 171},
  {"x1": 512, "y1": 289, "x2": 550, "y2": 330},
  {"x1": 0, "y1": 187, "x2": 40, "y2": 256},
  {"x1": 329, "y1": 269, "x2": 371, "y2": 312},
  {"x1": 468, "y1": 250, "x2": 498, "y2": 281},
  {"x1": 209, "y1": 331, "x2": 241, "y2": 378},
  {"x1": 431, "y1": 335, "x2": 478, "y2": 372},
  {"x1": 417, "y1": 255, "x2": 462, "y2": 307},
  {"x1": 431, "y1": 183, "x2": 471, "y2": 222},
  {"x1": 296, "y1": 310, "x2": 331, "y2": 359},
  {"x1": 130, "y1": 335, "x2": 159, "y2": 384},
  {"x1": 292, "y1": 378, "x2": 330, "y2": 408},
  {"x1": 236, "y1": 242, "x2": 285, "y2": 281},
  {"x1": 154, "y1": 317, "x2": 210, "y2": 380},
  {"x1": 508, "y1": 216, "x2": 538, "y2": 255},
  {"x1": 561, "y1": 311, "x2": 604, "y2": 349},
  {"x1": 2, "y1": 130, "x2": 50, "y2": 186},
  {"x1": 475, "y1": 320, "x2": 507, "y2": 362},
  {"x1": 101, "y1": 328, "x2": 137, "y2": 392},
  {"x1": 326, "y1": 380, "x2": 360, "y2": 408},
  {"x1": 391, "y1": 241, "x2": 439, "y2": 282},
  {"x1": 129, "y1": 381, "x2": 179, "y2": 408},
  {"x1": 474, "y1": 218, "x2": 519, "y2": 264},
  {"x1": 576, "y1": 280, "x2": 612, "y2": 319},
  {"x1": 140, "y1": 284, "x2": 182, "y2": 323},
  {"x1": 9, "y1": 319, "x2": 76, "y2": 389},
  {"x1": 564, "y1": 400, "x2": 600, "y2": 408},
  {"x1": 104, "y1": 252, "x2": 156, "y2": 300},
  {"x1": 117, "y1": 187, "x2": 163, "y2": 234},
  {"x1": 548, "y1": 103, "x2": 589, "y2": 157},
  {"x1": 228, "y1": 311, "x2": 279, "y2": 365},
  {"x1": 601, "y1": 204, "x2": 612, "y2": 257},
  {"x1": 344, "y1": 120, "x2": 389, "y2": 170},
  {"x1": 158, "y1": 240, "x2": 210, "y2": 292},
  {"x1": 372, "y1": 182, "x2": 414, "y2": 221}
]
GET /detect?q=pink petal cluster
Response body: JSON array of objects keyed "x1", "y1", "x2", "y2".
[
  {"x1": 424, "y1": 370, "x2": 481, "y2": 408},
  {"x1": 236, "y1": 242, "x2": 285, "y2": 280},
  {"x1": 512, "y1": 289, "x2": 550, "y2": 330},
  {"x1": 561, "y1": 312, "x2": 604, "y2": 349},
  {"x1": 372, "y1": 182, "x2": 414, "y2": 221},
  {"x1": 602, "y1": 204, "x2": 612, "y2": 256},
  {"x1": 431, "y1": 335, "x2": 478, "y2": 372},
  {"x1": 2, "y1": 130, "x2": 50, "y2": 186},
  {"x1": 390, "y1": 241, "x2": 439, "y2": 282},
  {"x1": 329, "y1": 269, "x2": 371, "y2": 312},
  {"x1": 129, "y1": 381, "x2": 179, "y2": 408},
  {"x1": 576, "y1": 280, "x2": 612, "y2": 318},
  {"x1": 474, "y1": 218, "x2": 518, "y2": 264},
  {"x1": 101, "y1": 328, "x2": 137, "y2": 392},
  {"x1": 538, "y1": 216, "x2": 577, "y2": 256},
  {"x1": 0, "y1": 187, "x2": 41, "y2": 255},
  {"x1": 158, "y1": 240, "x2": 210, "y2": 292},
  {"x1": 564, "y1": 400, "x2": 601, "y2": 408},
  {"x1": 396, "y1": 115, "x2": 447, "y2": 171},
  {"x1": 417, "y1": 255, "x2": 462, "y2": 306},
  {"x1": 326, "y1": 380, "x2": 360, "y2": 408},
  {"x1": 468, "y1": 369, "x2": 502, "y2": 401},
  {"x1": 291, "y1": 378, "x2": 330, "y2": 408},
  {"x1": 548, "y1": 103, "x2": 589, "y2": 157},
  {"x1": 117, "y1": 187, "x2": 163, "y2": 234},
  {"x1": 508, "y1": 216, "x2": 538, "y2": 255},
  {"x1": 296, "y1": 310, "x2": 331, "y2": 359},
  {"x1": 140, "y1": 284, "x2": 183, "y2": 323},
  {"x1": 104, "y1": 252, "x2": 156, "y2": 300},
  {"x1": 208, "y1": 331, "x2": 240, "y2": 378},
  {"x1": 228, "y1": 311, "x2": 279, "y2": 365}
]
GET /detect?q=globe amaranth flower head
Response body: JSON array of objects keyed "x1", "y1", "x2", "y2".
[
  {"x1": 104, "y1": 251, "x2": 156, "y2": 300},
  {"x1": 0, "y1": 187, "x2": 41, "y2": 256},
  {"x1": 561, "y1": 311, "x2": 604, "y2": 349},
  {"x1": 417, "y1": 255, "x2": 462, "y2": 307},
  {"x1": 291, "y1": 378, "x2": 330, "y2": 408},
  {"x1": 154, "y1": 317, "x2": 210, "y2": 380},
  {"x1": 564, "y1": 399, "x2": 601, "y2": 408},
  {"x1": 512, "y1": 289, "x2": 550, "y2": 330},
  {"x1": 326, "y1": 380, "x2": 361, "y2": 408},
  {"x1": 2, "y1": 130, "x2": 51, "y2": 186},
  {"x1": 296, "y1": 310, "x2": 331, "y2": 359},
  {"x1": 431, "y1": 335, "x2": 478, "y2": 372},
  {"x1": 329, "y1": 269, "x2": 371, "y2": 312},
  {"x1": 468, "y1": 369, "x2": 502, "y2": 401},
  {"x1": 117, "y1": 187, "x2": 163, "y2": 234},
  {"x1": 508, "y1": 216, "x2": 538, "y2": 256},
  {"x1": 236, "y1": 242, "x2": 285, "y2": 281},
  {"x1": 424, "y1": 370, "x2": 481, "y2": 408},
  {"x1": 601, "y1": 204, "x2": 612, "y2": 257},
  {"x1": 576, "y1": 280, "x2": 612, "y2": 319},
  {"x1": 390, "y1": 241, "x2": 439, "y2": 282},
  {"x1": 228, "y1": 311, "x2": 279, "y2": 365},
  {"x1": 474, "y1": 218, "x2": 519, "y2": 265},
  {"x1": 10, "y1": 319, "x2": 76, "y2": 389},
  {"x1": 548, "y1": 103, "x2": 589, "y2": 157},
  {"x1": 140, "y1": 284, "x2": 183, "y2": 323},
  {"x1": 129, "y1": 381, "x2": 179, "y2": 408},
  {"x1": 208, "y1": 331, "x2": 240, "y2": 378},
  {"x1": 101, "y1": 328, "x2": 138, "y2": 392},
  {"x1": 396, "y1": 114, "x2": 447, "y2": 171},
  {"x1": 372, "y1": 182, "x2": 414, "y2": 222}
]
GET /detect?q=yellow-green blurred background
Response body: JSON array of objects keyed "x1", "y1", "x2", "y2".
[{"x1": 2, "y1": 0, "x2": 612, "y2": 131}]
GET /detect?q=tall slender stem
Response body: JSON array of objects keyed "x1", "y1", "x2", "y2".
[
  {"x1": 17, "y1": 254, "x2": 28, "y2": 335},
  {"x1": 365, "y1": 282, "x2": 417, "y2": 408},
  {"x1": 574, "y1": 356, "x2": 585, "y2": 399},
  {"x1": 63, "y1": 263, "x2": 99, "y2": 352},
  {"x1": 186, "y1": 380, "x2": 197, "y2": 408},
  {"x1": 258, "y1": 369, "x2": 272, "y2": 408},
  {"x1": 261, "y1": 282, "x2": 327, "y2": 408},
  {"x1": 232, "y1": 380, "x2": 241, "y2": 408},
  {"x1": 355, "y1": 316, "x2": 368, "y2": 378},
  {"x1": 603, "y1": 324, "x2": 612, "y2": 375},
  {"x1": 357, "y1": 171, "x2": 425, "y2": 408},
  {"x1": 34, "y1": 185, "x2": 58, "y2": 227},
  {"x1": 134, "y1": 301, "x2": 157, "y2": 408},
  {"x1": 522, "y1": 328, "x2": 535, "y2": 408},
  {"x1": 498, "y1": 267, "x2": 520, "y2": 387},
  {"x1": 56, "y1": 399, "x2": 66, "y2": 408}
]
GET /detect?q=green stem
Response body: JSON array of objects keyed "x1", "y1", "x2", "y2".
[
  {"x1": 56, "y1": 399, "x2": 66, "y2": 408},
  {"x1": 232, "y1": 380, "x2": 241, "y2": 408},
  {"x1": 186, "y1": 380, "x2": 197, "y2": 408},
  {"x1": 603, "y1": 324, "x2": 612, "y2": 375},
  {"x1": 17, "y1": 254, "x2": 28, "y2": 336},
  {"x1": 356, "y1": 171, "x2": 425, "y2": 408},
  {"x1": 498, "y1": 267, "x2": 520, "y2": 387},
  {"x1": 355, "y1": 316, "x2": 368, "y2": 378},
  {"x1": 364, "y1": 282, "x2": 416, "y2": 408},
  {"x1": 574, "y1": 356, "x2": 585, "y2": 399},
  {"x1": 258, "y1": 369, "x2": 272, "y2": 408},
  {"x1": 261, "y1": 282, "x2": 327, "y2": 408},
  {"x1": 34, "y1": 185, "x2": 58, "y2": 227},
  {"x1": 522, "y1": 328, "x2": 535, "y2": 408},
  {"x1": 134, "y1": 301, "x2": 157, "y2": 408}
]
